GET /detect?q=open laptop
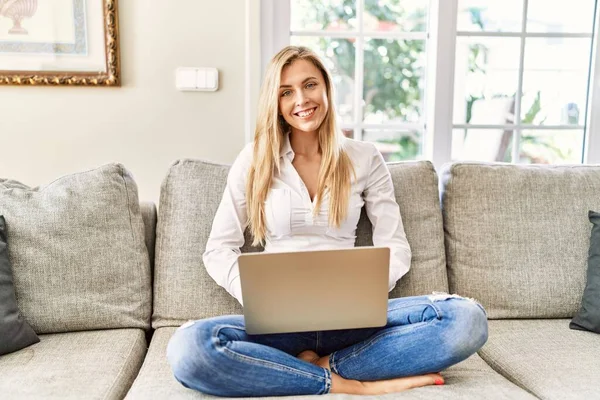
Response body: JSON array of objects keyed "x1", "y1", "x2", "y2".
[{"x1": 238, "y1": 246, "x2": 390, "y2": 335}]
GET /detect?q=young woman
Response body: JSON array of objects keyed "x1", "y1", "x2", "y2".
[{"x1": 167, "y1": 46, "x2": 488, "y2": 397}]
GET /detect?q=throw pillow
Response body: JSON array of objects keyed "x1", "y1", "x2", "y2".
[
  {"x1": 0, "y1": 163, "x2": 151, "y2": 334},
  {"x1": 570, "y1": 210, "x2": 600, "y2": 333},
  {"x1": 0, "y1": 215, "x2": 39, "y2": 355}
]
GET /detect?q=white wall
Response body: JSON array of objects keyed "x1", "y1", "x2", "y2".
[{"x1": 0, "y1": 0, "x2": 251, "y2": 203}]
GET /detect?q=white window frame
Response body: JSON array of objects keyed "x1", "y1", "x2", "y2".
[{"x1": 256, "y1": 0, "x2": 600, "y2": 167}]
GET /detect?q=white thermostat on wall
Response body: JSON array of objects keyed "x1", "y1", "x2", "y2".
[{"x1": 176, "y1": 67, "x2": 219, "y2": 92}]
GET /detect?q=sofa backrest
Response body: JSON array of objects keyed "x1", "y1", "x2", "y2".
[
  {"x1": 152, "y1": 158, "x2": 448, "y2": 328},
  {"x1": 441, "y1": 162, "x2": 600, "y2": 319},
  {"x1": 0, "y1": 164, "x2": 153, "y2": 334}
]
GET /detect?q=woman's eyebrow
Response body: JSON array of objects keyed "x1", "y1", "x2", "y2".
[{"x1": 279, "y1": 77, "x2": 318, "y2": 89}]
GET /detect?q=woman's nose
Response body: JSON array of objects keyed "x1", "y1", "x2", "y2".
[{"x1": 295, "y1": 91, "x2": 308, "y2": 106}]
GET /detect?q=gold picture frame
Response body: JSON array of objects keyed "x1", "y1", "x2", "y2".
[{"x1": 0, "y1": 0, "x2": 120, "y2": 86}]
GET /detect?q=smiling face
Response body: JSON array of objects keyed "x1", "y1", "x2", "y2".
[{"x1": 278, "y1": 59, "x2": 329, "y2": 136}]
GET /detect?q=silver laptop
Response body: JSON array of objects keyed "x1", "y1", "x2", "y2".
[{"x1": 238, "y1": 246, "x2": 390, "y2": 335}]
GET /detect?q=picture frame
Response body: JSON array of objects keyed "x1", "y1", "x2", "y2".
[{"x1": 0, "y1": 0, "x2": 120, "y2": 86}]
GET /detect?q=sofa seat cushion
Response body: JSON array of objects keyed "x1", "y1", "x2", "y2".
[
  {"x1": 125, "y1": 327, "x2": 535, "y2": 400},
  {"x1": 480, "y1": 320, "x2": 600, "y2": 400},
  {"x1": 153, "y1": 159, "x2": 448, "y2": 328},
  {"x1": 0, "y1": 328, "x2": 147, "y2": 400}
]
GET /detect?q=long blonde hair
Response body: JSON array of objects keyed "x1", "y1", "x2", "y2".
[{"x1": 246, "y1": 46, "x2": 355, "y2": 246}]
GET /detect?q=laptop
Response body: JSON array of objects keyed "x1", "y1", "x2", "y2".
[{"x1": 238, "y1": 246, "x2": 390, "y2": 335}]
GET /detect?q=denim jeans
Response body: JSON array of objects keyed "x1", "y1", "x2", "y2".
[{"x1": 166, "y1": 293, "x2": 488, "y2": 397}]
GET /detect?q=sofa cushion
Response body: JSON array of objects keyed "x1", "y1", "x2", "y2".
[
  {"x1": 0, "y1": 215, "x2": 39, "y2": 355},
  {"x1": 441, "y1": 162, "x2": 600, "y2": 318},
  {"x1": 0, "y1": 328, "x2": 147, "y2": 400},
  {"x1": 570, "y1": 210, "x2": 600, "y2": 333},
  {"x1": 153, "y1": 158, "x2": 448, "y2": 327},
  {"x1": 479, "y1": 319, "x2": 600, "y2": 400},
  {"x1": 0, "y1": 164, "x2": 152, "y2": 333},
  {"x1": 125, "y1": 327, "x2": 535, "y2": 400}
]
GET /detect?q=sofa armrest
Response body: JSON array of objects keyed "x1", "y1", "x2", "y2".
[{"x1": 139, "y1": 201, "x2": 157, "y2": 273}]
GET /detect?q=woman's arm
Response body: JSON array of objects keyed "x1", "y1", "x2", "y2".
[
  {"x1": 202, "y1": 145, "x2": 252, "y2": 306},
  {"x1": 363, "y1": 144, "x2": 412, "y2": 292}
]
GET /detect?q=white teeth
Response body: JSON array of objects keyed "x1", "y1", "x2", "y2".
[{"x1": 297, "y1": 108, "x2": 315, "y2": 117}]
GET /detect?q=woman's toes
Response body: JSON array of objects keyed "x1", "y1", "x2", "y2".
[{"x1": 409, "y1": 373, "x2": 444, "y2": 389}]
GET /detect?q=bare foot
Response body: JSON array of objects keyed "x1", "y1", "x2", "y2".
[
  {"x1": 358, "y1": 373, "x2": 444, "y2": 394},
  {"x1": 296, "y1": 350, "x2": 329, "y2": 369},
  {"x1": 296, "y1": 350, "x2": 444, "y2": 394}
]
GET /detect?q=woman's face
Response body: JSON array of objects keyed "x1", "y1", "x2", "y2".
[{"x1": 278, "y1": 59, "x2": 329, "y2": 136}]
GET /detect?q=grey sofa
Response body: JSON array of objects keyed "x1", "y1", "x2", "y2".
[{"x1": 1, "y1": 159, "x2": 599, "y2": 399}]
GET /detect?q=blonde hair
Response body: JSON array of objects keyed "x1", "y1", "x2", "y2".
[{"x1": 246, "y1": 45, "x2": 355, "y2": 246}]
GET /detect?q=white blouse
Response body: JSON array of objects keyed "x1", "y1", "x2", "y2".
[{"x1": 202, "y1": 134, "x2": 412, "y2": 306}]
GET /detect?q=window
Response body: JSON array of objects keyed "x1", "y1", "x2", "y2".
[
  {"x1": 262, "y1": 0, "x2": 600, "y2": 166},
  {"x1": 452, "y1": 0, "x2": 597, "y2": 164},
  {"x1": 288, "y1": 0, "x2": 430, "y2": 162}
]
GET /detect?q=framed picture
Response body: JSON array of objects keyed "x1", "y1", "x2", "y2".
[{"x1": 0, "y1": 0, "x2": 120, "y2": 86}]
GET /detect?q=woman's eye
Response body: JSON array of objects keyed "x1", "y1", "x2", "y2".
[
  {"x1": 281, "y1": 90, "x2": 291, "y2": 97},
  {"x1": 306, "y1": 82, "x2": 316, "y2": 89}
]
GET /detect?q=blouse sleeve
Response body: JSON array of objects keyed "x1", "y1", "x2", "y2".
[
  {"x1": 202, "y1": 145, "x2": 252, "y2": 306},
  {"x1": 362, "y1": 144, "x2": 412, "y2": 291}
]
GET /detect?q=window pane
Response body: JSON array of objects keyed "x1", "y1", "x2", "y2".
[
  {"x1": 527, "y1": 0, "x2": 596, "y2": 33},
  {"x1": 291, "y1": 0, "x2": 357, "y2": 31},
  {"x1": 519, "y1": 130, "x2": 584, "y2": 164},
  {"x1": 457, "y1": 0, "x2": 523, "y2": 32},
  {"x1": 363, "y1": 129, "x2": 423, "y2": 161},
  {"x1": 453, "y1": 38, "x2": 521, "y2": 124},
  {"x1": 291, "y1": 36, "x2": 355, "y2": 124},
  {"x1": 363, "y1": 38, "x2": 426, "y2": 123},
  {"x1": 364, "y1": 0, "x2": 428, "y2": 32},
  {"x1": 521, "y1": 38, "x2": 592, "y2": 125},
  {"x1": 452, "y1": 129, "x2": 584, "y2": 163},
  {"x1": 452, "y1": 129, "x2": 515, "y2": 162}
]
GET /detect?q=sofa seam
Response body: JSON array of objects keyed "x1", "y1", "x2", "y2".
[
  {"x1": 173, "y1": 158, "x2": 232, "y2": 167},
  {"x1": 477, "y1": 351, "x2": 541, "y2": 399},
  {"x1": 442, "y1": 164, "x2": 456, "y2": 294},
  {"x1": 123, "y1": 329, "x2": 155, "y2": 397},
  {"x1": 103, "y1": 330, "x2": 146, "y2": 400},
  {"x1": 152, "y1": 162, "x2": 177, "y2": 328},
  {"x1": 452, "y1": 167, "x2": 457, "y2": 294},
  {"x1": 119, "y1": 165, "x2": 146, "y2": 326},
  {"x1": 450, "y1": 161, "x2": 600, "y2": 169},
  {"x1": 142, "y1": 202, "x2": 157, "y2": 328},
  {"x1": 429, "y1": 161, "x2": 448, "y2": 291},
  {"x1": 2, "y1": 163, "x2": 119, "y2": 192}
]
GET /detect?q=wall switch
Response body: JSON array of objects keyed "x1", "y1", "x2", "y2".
[
  {"x1": 175, "y1": 68, "x2": 197, "y2": 91},
  {"x1": 176, "y1": 67, "x2": 219, "y2": 91},
  {"x1": 197, "y1": 69, "x2": 207, "y2": 88},
  {"x1": 205, "y1": 69, "x2": 218, "y2": 91}
]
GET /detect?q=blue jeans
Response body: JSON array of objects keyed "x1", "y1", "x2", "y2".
[{"x1": 167, "y1": 293, "x2": 488, "y2": 397}]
